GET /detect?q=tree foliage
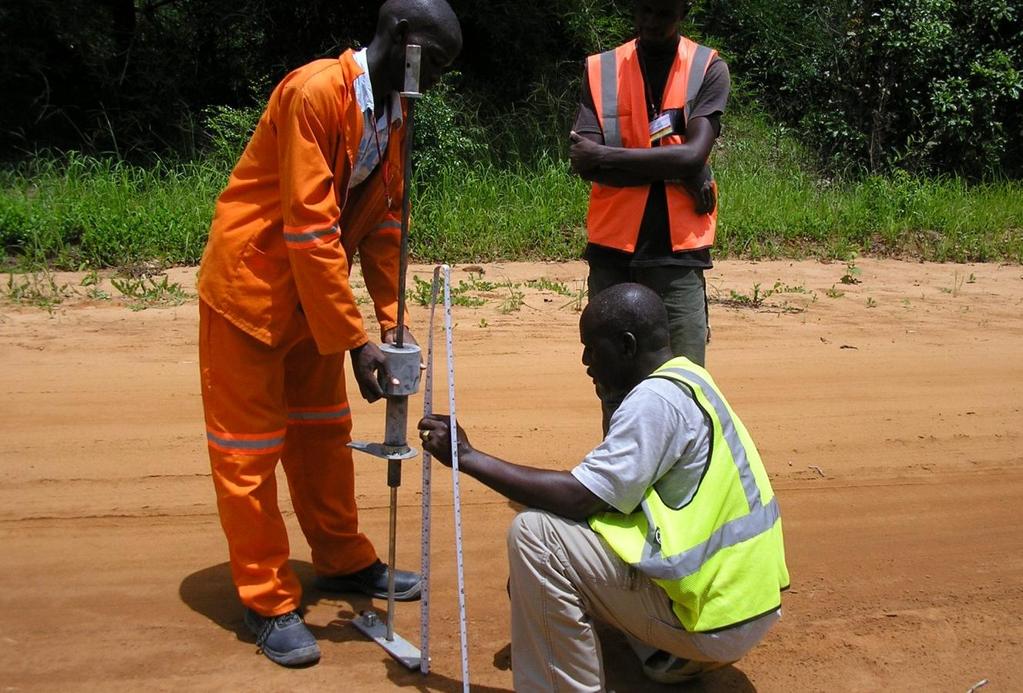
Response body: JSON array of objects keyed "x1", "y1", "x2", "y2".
[
  {"x1": 1, "y1": 0, "x2": 1020, "y2": 178},
  {"x1": 700, "y1": 0, "x2": 1023, "y2": 178}
]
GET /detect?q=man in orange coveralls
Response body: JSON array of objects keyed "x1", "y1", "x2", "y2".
[{"x1": 197, "y1": 0, "x2": 461, "y2": 667}]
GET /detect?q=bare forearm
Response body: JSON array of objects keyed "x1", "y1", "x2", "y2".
[
  {"x1": 458, "y1": 449, "x2": 605, "y2": 521},
  {"x1": 578, "y1": 167, "x2": 651, "y2": 187},
  {"x1": 599, "y1": 144, "x2": 708, "y2": 182}
]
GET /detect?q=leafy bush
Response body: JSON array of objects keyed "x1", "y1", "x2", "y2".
[
  {"x1": 413, "y1": 73, "x2": 486, "y2": 180},
  {"x1": 701, "y1": 0, "x2": 1023, "y2": 178},
  {"x1": 203, "y1": 104, "x2": 263, "y2": 166}
]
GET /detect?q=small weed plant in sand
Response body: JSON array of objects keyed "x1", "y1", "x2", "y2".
[
  {"x1": 840, "y1": 258, "x2": 862, "y2": 285},
  {"x1": 940, "y1": 271, "x2": 966, "y2": 296},
  {"x1": 498, "y1": 285, "x2": 526, "y2": 314},
  {"x1": 111, "y1": 274, "x2": 189, "y2": 311},
  {"x1": 712, "y1": 281, "x2": 814, "y2": 313},
  {"x1": 561, "y1": 283, "x2": 587, "y2": 312},
  {"x1": 79, "y1": 270, "x2": 111, "y2": 301},
  {"x1": 728, "y1": 283, "x2": 770, "y2": 308},
  {"x1": 409, "y1": 274, "x2": 569, "y2": 313},
  {"x1": 410, "y1": 275, "x2": 486, "y2": 308},
  {"x1": 524, "y1": 277, "x2": 572, "y2": 296},
  {"x1": 771, "y1": 281, "x2": 811, "y2": 295},
  {"x1": 5, "y1": 271, "x2": 74, "y2": 311},
  {"x1": 826, "y1": 285, "x2": 845, "y2": 298}
]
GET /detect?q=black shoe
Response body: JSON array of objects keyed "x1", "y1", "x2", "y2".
[
  {"x1": 244, "y1": 609, "x2": 321, "y2": 667},
  {"x1": 314, "y1": 560, "x2": 422, "y2": 601}
]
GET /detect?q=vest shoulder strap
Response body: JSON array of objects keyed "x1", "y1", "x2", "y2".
[
  {"x1": 587, "y1": 47, "x2": 625, "y2": 148},
  {"x1": 684, "y1": 43, "x2": 717, "y2": 122}
]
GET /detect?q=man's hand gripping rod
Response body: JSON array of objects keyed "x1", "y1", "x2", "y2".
[{"x1": 347, "y1": 44, "x2": 424, "y2": 669}]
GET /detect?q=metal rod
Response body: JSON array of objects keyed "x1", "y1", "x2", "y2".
[
  {"x1": 387, "y1": 483, "x2": 398, "y2": 641},
  {"x1": 395, "y1": 97, "x2": 416, "y2": 349}
]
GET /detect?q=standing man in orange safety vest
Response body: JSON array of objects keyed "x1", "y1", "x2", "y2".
[
  {"x1": 569, "y1": 0, "x2": 729, "y2": 433},
  {"x1": 197, "y1": 0, "x2": 461, "y2": 667}
]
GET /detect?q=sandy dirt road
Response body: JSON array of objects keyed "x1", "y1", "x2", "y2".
[{"x1": 1, "y1": 258, "x2": 1021, "y2": 692}]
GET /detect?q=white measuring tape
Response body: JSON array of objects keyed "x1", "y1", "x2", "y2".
[{"x1": 419, "y1": 264, "x2": 470, "y2": 691}]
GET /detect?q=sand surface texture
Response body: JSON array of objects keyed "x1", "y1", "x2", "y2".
[{"x1": 2, "y1": 259, "x2": 1021, "y2": 692}]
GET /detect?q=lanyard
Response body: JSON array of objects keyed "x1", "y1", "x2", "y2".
[{"x1": 635, "y1": 46, "x2": 660, "y2": 120}]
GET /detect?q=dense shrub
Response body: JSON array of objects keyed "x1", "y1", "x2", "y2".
[{"x1": 700, "y1": 0, "x2": 1022, "y2": 178}]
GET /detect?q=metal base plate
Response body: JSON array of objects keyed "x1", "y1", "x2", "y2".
[
  {"x1": 348, "y1": 441, "x2": 419, "y2": 461},
  {"x1": 352, "y1": 611, "x2": 422, "y2": 670}
]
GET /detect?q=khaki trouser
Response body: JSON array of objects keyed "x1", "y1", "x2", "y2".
[{"x1": 507, "y1": 510, "x2": 778, "y2": 692}]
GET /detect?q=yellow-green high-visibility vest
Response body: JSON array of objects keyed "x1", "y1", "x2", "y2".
[{"x1": 589, "y1": 356, "x2": 789, "y2": 632}]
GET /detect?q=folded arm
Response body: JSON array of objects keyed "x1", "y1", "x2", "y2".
[{"x1": 569, "y1": 115, "x2": 717, "y2": 184}]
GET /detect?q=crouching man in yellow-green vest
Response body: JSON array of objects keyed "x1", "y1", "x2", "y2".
[{"x1": 418, "y1": 283, "x2": 788, "y2": 691}]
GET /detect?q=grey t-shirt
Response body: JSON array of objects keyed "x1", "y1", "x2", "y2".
[{"x1": 571, "y1": 377, "x2": 711, "y2": 513}]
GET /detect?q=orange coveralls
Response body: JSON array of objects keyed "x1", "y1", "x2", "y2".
[{"x1": 197, "y1": 50, "x2": 405, "y2": 617}]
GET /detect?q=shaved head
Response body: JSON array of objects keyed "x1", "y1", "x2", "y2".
[
  {"x1": 377, "y1": 0, "x2": 462, "y2": 54},
  {"x1": 579, "y1": 283, "x2": 674, "y2": 397},
  {"x1": 582, "y1": 283, "x2": 671, "y2": 351},
  {"x1": 368, "y1": 0, "x2": 462, "y2": 97}
]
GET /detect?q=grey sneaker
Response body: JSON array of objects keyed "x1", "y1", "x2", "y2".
[
  {"x1": 641, "y1": 650, "x2": 727, "y2": 684},
  {"x1": 244, "y1": 609, "x2": 321, "y2": 667}
]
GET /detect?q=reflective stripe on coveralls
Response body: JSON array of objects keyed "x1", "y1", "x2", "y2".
[
  {"x1": 589, "y1": 356, "x2": 789, "y2": 633},
  {"x1": 287, "y1": 404, "x2": 352, "y2": 425},
  {"x1": 206, "y1": 428, "x2": 287, "y2": 456},
  {"x1": 584, "y1": 37, "x2": 719, "y2": 254},
  {"x1": 283, "y1": 224, "x2": 341, "y2": 250}
]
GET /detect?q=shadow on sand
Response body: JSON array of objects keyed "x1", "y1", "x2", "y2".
[{"x1": 179, "y1": 560, "x2": 513, "y2": 691}]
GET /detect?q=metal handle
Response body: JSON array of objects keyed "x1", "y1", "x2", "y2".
[{"x1": 401, "y1": 44, "x2": 422, "y2": 97}]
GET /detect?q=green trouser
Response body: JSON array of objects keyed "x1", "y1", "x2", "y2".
[{"x1": 587, "y1": 263, "x2": 709, "y2": 431}]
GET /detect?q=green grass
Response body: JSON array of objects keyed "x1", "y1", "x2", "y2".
[
  {"x1": 2, "y1": 111, "x2": 1021, "y2": 270},
  {"x1": 411, "y1": 158, "x2": 589, "y2": 262},
  {"x1": 711, "y1": 111, "x2": 1023, "y2": 261},
  {"x1": 0, "y1": 153, "x2": 224, "y2": 270}
]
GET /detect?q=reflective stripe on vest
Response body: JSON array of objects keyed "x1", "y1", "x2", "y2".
[
  {"x1": 638, "y1": 493, "x2": 780, "y2": 581},
  {"x1": 684, "y1": 44, "x2": 715, "y2": 122},
  {"x1": 659, "y1": 366, "x2": 761, "y2": 510},
  {"x1": 585, "y1": 38, "x2": 719, "y2": 254},
  {"x1": 598, "y1": 50, "x2": 622, "y2": 147},
  {"x1": 634, "y1": 365, "x2": 772, "y2": 579}
]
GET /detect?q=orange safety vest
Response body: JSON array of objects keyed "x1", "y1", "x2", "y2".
[
  {"x1": 198, "y1": 50, "x2": 406, "y2": 355},
  {"x1": 585, "y1": 37, "x2": 718, "y2": 254}
]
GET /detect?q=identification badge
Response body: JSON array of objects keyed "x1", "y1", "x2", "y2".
[{"x1": 649, "y1": 112, "x2": 674, "y2": 143}]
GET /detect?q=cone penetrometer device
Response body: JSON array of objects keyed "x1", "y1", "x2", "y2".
[{"x1": 347, "y1": 43, "x2": 425, "y2": 670}]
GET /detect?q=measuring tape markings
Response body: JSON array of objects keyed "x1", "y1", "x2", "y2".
[
  {"x1": 419, "y1": 266, "x2": 442, "y2": 674},
  {"x1": 443, "y1": 265, "x2": 472, "y2": 692},
  {"x1": 418, "y1": 265, "x2": 470, "y2": 690}
]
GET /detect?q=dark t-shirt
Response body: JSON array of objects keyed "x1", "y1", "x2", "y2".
[{"x1": 574, "y1": 38, "x2": 731, "y2": 269}]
